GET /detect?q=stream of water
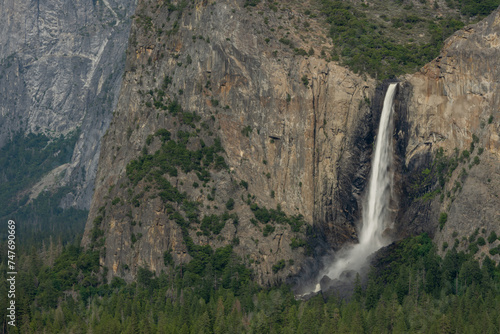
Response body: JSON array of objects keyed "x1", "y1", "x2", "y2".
[{"x1": 309, "y1": 83, "x2": 398, "y2": 293}]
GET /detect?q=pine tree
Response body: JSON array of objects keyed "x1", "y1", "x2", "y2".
[
  {"x1": 439, "y1": 314, "x2": 452, "y2": 334},
  {"x1": 140, "y1": 316, "x2": 152, "y2": 334},
  {"x1": 213, "y1": 297, "x2": 227, "y2": 334},
  {"x1": 192, "y1": 311, "x2": 211, "y2": 334},
  {"x1": 127, "y1": 311, "x2": 140, "y2": 334},
  {"x1": 54, "y1": 304, "x2": 65, "y2": 331},
  {"x1": 353, "y1": 273, "x2": 363, "y2": 303}
]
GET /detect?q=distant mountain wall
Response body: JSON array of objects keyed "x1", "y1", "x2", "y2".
[{"x1": 0, "y1": 0, "x2": 137, "y2": 210}]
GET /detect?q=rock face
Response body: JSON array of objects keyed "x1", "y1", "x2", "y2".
[
  {"x1": 83, "y1": 0, "x2": 500, "y2": 285},
  {"x1": 0, "y1": 0, "x2": 136, "y2": 208},
  {"x1": 397, "y1": 7, "x2": 500, "y2": 257},
  {"x1": 82, "y1": 0, "x2": 376, "y2": 284}
]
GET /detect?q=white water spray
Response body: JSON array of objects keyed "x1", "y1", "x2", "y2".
[{"x1": 311, "y1": 83, "x2": 398, "y2": 292}]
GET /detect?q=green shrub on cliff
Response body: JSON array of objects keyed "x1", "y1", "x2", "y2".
[
  {"x1": 452, "y1": 0, "x2": 500, "y2": 17},
  {"x1": 244, "y1": 0, "x2": 261, "y2": 7},
  {"x1": 249, "y1": 203, "x2": 306, "y2": 232},
  {"x1": 439, "y1": 212, "x2": 448, "y2": 230},
  {"x1": 126, "y1": 131, "x2": 225, "y2": 186},
  {"x1": 488, "y1": 231, "x2": 498, "y2": 243},
  {"x1": 272, "y1": 259, "x2": 286, "y2": 273},
  {"x1": 225, "y1": 198, "x2": 235, "y2": 210},
  {"x1": 290, "y1": 238, "x2": 307, "y2": 249},
  {"x1": 263, "y1": 224, "x2": 275, "y2": 237}
]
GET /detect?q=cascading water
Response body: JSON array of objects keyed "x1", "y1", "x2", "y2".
[{"x1": 307, "y1": 83, "x2": 398, "y2": 294}]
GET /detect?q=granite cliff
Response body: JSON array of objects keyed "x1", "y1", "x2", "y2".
[
  {"x1": 82, "y1": 0, "x2": 377, "y2": 285},
  {"x1": 0, "y1": 0, "x2": 136, "y2": 209},
  {"x1": 398, "y1": 7, "x2": 500, "y2": 257},
  {"x1": 83, "y1": 0, "x2": 500, "y2": 285}
]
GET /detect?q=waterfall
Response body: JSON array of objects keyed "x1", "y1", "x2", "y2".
[{"x1": 310, "y1": 83, "x2": 398, "y2": 293}]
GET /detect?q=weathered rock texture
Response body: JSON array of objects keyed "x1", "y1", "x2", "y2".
[
  {"x1": 398, "y1": 7, "x2": 500, "y2": 257},
  {"x1": 84, "y1": 0, "x2": 500, "y2": 285},
  {"x1": 83, "y1": 0, "x2": 377, "y2": 284},
  {"x1": 0, "y1": 0, "x2": 136, "y2": 208}
]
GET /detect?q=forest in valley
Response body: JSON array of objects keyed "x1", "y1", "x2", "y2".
[{"x1": 2, "y1": 233, "x2": 500, "y2": 333}]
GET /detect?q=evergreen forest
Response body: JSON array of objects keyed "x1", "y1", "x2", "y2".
[{"x1": 3, "y1": 234, "x2": 500, "y2": 333}]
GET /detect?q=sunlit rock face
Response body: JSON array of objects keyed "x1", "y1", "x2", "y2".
[
  {"x1": 399, "y1": 7, "x2": 500, "y2": 256},
  {"x1": 83, "y1": 0, "x2": 376, "y2": 285}
]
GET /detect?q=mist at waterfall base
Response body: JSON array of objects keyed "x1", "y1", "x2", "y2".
[{"x1": 297, "y1": 84, "x2": 398, "y2": 297}]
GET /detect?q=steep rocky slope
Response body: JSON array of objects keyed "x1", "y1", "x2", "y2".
[
  {"x1": 398, "y1": 7, "x2": 500, "y2": 257},
  {"x1": 83, "y1": 0, "x2": 377, "y2": 284},
  {"x1": 84, "y1": 0, "x2": 500, "y2": 285},
  {"x1": 0, "y1": 0, "x2": 136, "y2": 209}
]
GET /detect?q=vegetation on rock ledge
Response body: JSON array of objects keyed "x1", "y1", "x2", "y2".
[{"x1": 317, "y1": 0, "x2": 499, "y2": 79}]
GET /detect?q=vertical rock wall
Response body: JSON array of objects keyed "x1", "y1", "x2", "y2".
[
  {"x1": 399, "y1": 7, "x2": 500, "y2": 256},
  {"x1": 83, "y1": 0, "x2": 376, "y2": 284},
  {"x1": 0, "y1": 0, "x2": 137, "y2": 208}
]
